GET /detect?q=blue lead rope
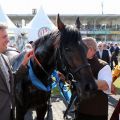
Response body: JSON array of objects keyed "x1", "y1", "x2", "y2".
[
  {"x1": 28, "y1": 61, "x2": 71, "y2": 102},
  {"x1": 58, "y1": 81, "x2": 72, "y2": 103},
  {"x1": 28, "y1": 61, "x2": 51, "y2": 92},
  {"x1": 51, "y1": 70, "x2": 72, "y2": 103}
]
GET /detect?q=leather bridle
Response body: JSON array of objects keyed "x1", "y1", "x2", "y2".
[{"x1": 57, "y1": 44, "x2": 90, "y2": 78}]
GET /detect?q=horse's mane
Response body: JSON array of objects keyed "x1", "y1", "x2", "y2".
[
  {"x1": 33, "y1": 30, "x2": 60, "y2": 50},
  {"x1": 59, "y1": 25, "x2": 82, "y2": 45}
]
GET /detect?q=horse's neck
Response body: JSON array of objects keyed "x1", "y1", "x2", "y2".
[
  {"x1": 31, "y1": 52, "x2": 56, "y2": 85},
  {"x1": 31, "y1": 36, "x2": 58, "y2": 83}
]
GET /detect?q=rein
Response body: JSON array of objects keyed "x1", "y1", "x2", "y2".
[
  {"x1": 28, "y1": 51, "x2": 55, "y2": 92},
  {"x1": 57, "y1": 44, "x2": 91, "y2": 119},
  {"x1": 58, "y1": 46, "x2": 90, "y2": 76},
  {"x1": 74, "y1": 63, "x2": 90, "y2": 74},
  {"x1": 32, "y1": 50, "x2": 49, "y2": 77}
]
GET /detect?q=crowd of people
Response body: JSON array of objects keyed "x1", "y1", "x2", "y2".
[
  {"x1": 0, "y1": 22, "x2": 120, "y2": 120},
  {"x1": 96, "y1": 42, "x2": 120, "y2": 70}
]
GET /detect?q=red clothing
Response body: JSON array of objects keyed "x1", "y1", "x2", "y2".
[{"x1": 110, "y1": 99, "x2": 120, "y2": 120}]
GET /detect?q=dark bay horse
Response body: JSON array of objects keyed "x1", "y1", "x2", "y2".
[{"x1": 9, "y1": 15, "x2": 97, "y2": 120}]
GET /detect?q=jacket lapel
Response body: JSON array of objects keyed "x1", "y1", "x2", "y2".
[
  {"x1": 1, "y1": 54, "x2": 15, "y2": 109},
  {"x1": 0, "y1": 66, "x2": 10, "y2": 92},
  {"x1": 4, "y1": 57, "x2": 14, "y2": 94},
  {"x1": 0, "y1": 54, "x2": 11, "y2": 92}
]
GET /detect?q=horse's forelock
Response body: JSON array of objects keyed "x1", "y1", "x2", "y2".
[{"x1": 60, "y1": 25, "x2": 82, "y2": 44}]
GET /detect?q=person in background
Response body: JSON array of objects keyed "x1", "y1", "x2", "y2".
[
  {"x1": 110, "y1": 64, "x2": 120, "y2": 120},
  {"x1": 103, "y1": 42, "x2": 112, "y2": 63},
  {"x1": 109, "y1": 43, "x2": 115, "y2": 69},
  {"x1": 96, "y1": 42, "x2": 111, "y2": 65},
  {"x1": 0, "y1": 23, "x2": 33, "y2": 120},
  {"x1": 110, "y1": 43, "x2": 115, "y2": 54},
  {"x1": 111, "y1": 43, "x2": 119, "y2": 69},
  {"x1": 74, "y1": 37, "x2": 112, "y2": 120}
]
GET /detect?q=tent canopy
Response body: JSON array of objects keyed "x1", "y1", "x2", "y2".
[
  {"x1": 0, "y1": 5, "x2": 20, "y2": 48},
  {"x1": 0, "y1": 5, "x2": 17, "y2": 33},
  {"x1": 24, "y1": 7, "x2": 56, "y2": 42}
]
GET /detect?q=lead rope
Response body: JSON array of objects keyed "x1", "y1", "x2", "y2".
[
  {"x1": 32, "y1": 50, "x2": 52, "y2": 120},
  {"x1": 63, "y1": 73, "x2": 77, "y2": 120},
  {"x1": 32, "y1": 50, "x2": 49, "y2": 77}
]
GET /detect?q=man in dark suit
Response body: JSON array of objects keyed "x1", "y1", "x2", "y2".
[
  {"x1": 96, "y1": 42, "x2": 111, "y2": 65},
  {"x1": 0, "y1": 23, "x2": 33, "y2": 120},
  {"x1": 111, "y1": 43, "x2": 120, "y2": 69}
]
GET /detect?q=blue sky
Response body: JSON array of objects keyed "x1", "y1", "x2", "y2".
[{"x1": 0, "y1": 0, "x2": 120, "y2": 15}]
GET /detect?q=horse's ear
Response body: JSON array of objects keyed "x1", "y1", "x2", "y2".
[
  {"x1": 56, "y1": 14, "x2": 65, "y2": 30},
  {"x1": 75, "y1": 17, "x2": 81, "y2": 30}
]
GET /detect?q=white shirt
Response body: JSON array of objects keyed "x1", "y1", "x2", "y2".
[
  {"x1": 98, "y1": 50, "x2": 103, "y2": 59},
  {"x1": 97, "y1": 65, "x2": 112, "y2": 94},
  {"x1": 107, "y1": 49, "x2": 112, "y2": 57}
]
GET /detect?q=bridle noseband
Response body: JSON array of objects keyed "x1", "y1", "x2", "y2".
[
  {"x1": 57, "y1": 45, "x2": 90, "y2": 78},
  {"x1": 74, "y1": 63, "x2": 90, "y2": 74}
]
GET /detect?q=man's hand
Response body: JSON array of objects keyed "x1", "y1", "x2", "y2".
[
  {"x1": 22, "y1": 50, "x2": 34, "y2": 66},
  {"x1": 111, "y1": 84, "x2": 117, "y2": 94},
  {"x1": 96, "y1": 80, "x2": 109, "y2": 91}
]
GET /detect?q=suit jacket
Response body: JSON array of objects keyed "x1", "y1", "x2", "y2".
[
  {"x1": 96, "y1": 50, "x2": 110, "y2": 64},
  {"x1": 0, "y1": 54, "x2": 14, "y2": 120},
  {"x1": 113, "y1": 47, "x2": 119, "y2": 57}
]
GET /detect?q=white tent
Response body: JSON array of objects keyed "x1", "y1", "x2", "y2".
[
  {"x1": 0, "y1": 5, "x2": 21, "y2": 48},
  {"x1": 24, "y1": 7, "x2": 56, "y2": 42},
  {"x1": 0, "y1": 6, "x2": 17, "y2": 33}
]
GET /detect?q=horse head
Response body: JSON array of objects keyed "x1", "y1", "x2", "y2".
[{"x1": 56, "y1": 14, "x2": 97, "y2": 99}]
